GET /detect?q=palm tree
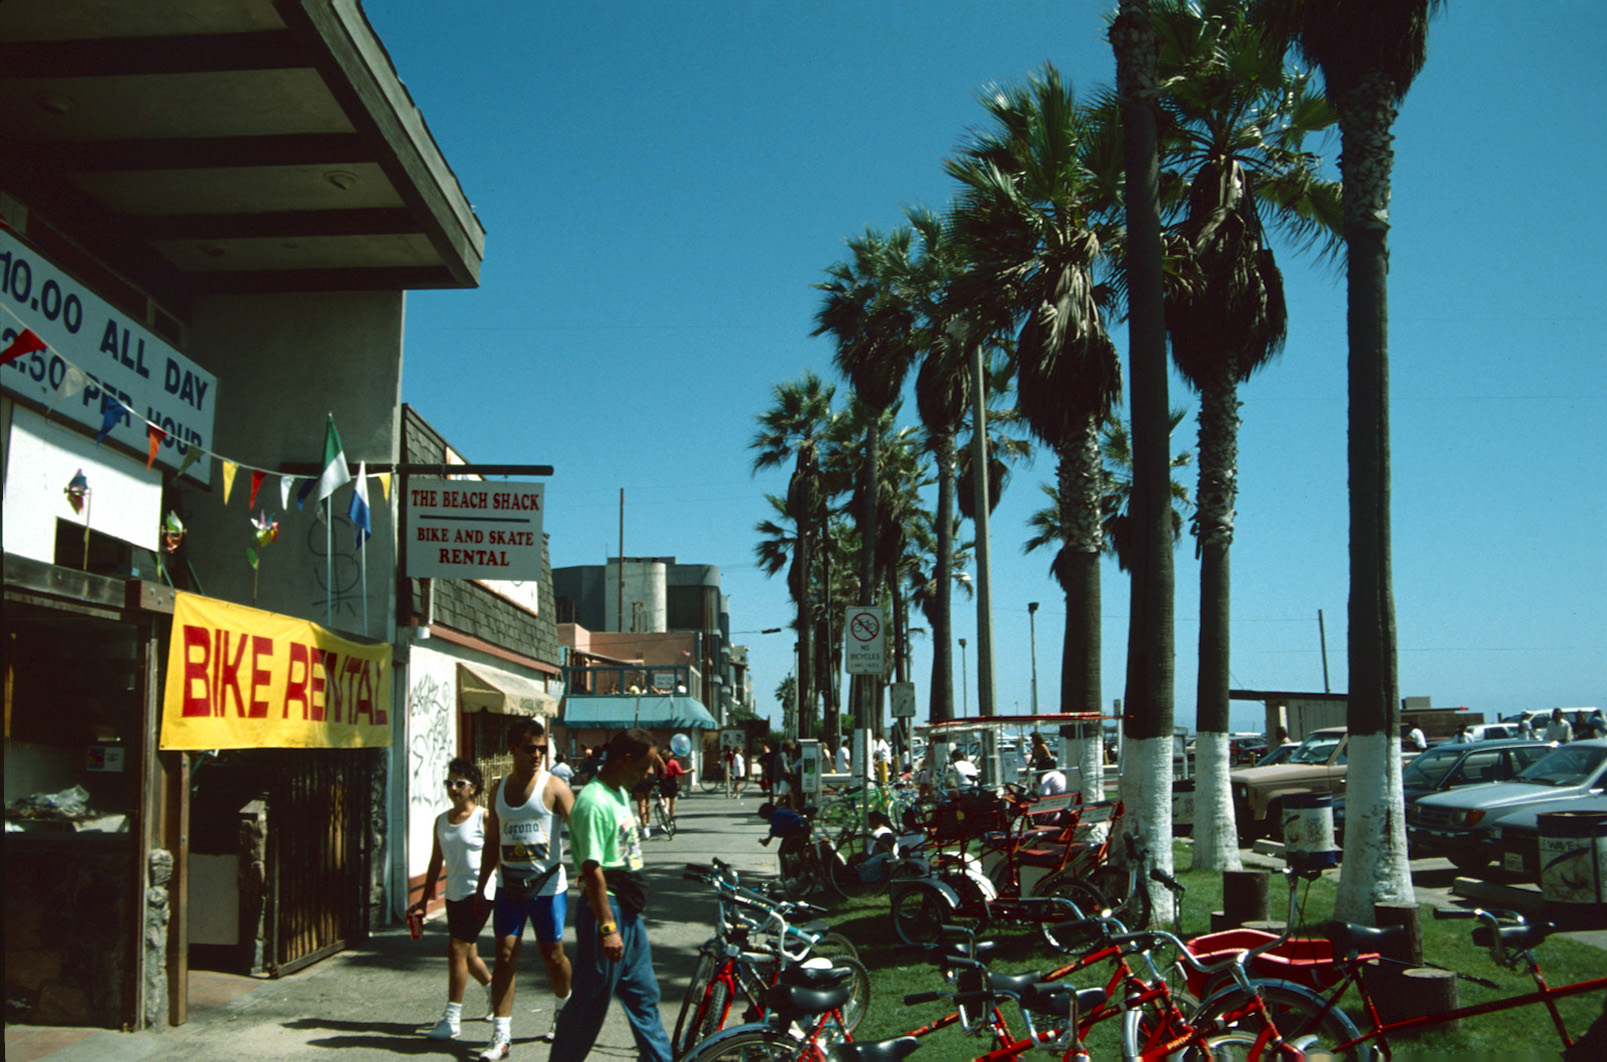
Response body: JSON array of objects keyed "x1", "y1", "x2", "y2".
[
  {"x1": 815, "y1": 230, "x2": 919, "y2": 734},
  {"x1": 1258, "y1": 0, "x2": 1445, "y2": 924},
  {"x1": 947, "y1": 65, "x2": 1123, "y2": 729},
  {"x1": 1092, "y1": 411, "x2": 1193, "y2": 573},
  {"x1": 1154, "y1": 0, "x2": 1342, "y2": 872},
  {"x1": 750, "y1": 372, "x2": 839, "y2": 740},
  {"x1": 1111, "y1": 0, "x2": 1178, "y2": 886}
]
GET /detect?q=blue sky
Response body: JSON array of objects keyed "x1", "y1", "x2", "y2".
[{"x1": 371, "y1": 1, "x2": 1605, "y2": 735}]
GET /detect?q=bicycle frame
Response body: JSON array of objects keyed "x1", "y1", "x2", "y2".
[{"x1": 1292, "y1": 913, "x2": 1607, "y2": 1057}]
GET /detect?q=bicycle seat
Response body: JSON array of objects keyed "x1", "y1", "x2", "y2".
[
  {"x1": 780, "y1": 963, "x2": 854, "y2": 989},
  {"x1": 935, "y1": 939, "x2": 996, "y2": 964},
  {"x1": 763, "y1": 980, "x2": 853, "y2": 1020},
  {"x1": 1324, "y1": 920, "x2": 1405, "y2": 956},
  {"x1": 799, "y1": 919, "x2": 833, "y2": 937},
  {"x1": 1021, "y1": 984, "x2": 1109, "y2": 1020},
  {"x1": 1472, "y1": 921, "x2": 1555, "y2": 951},
  {"x1": 835, "y1": 1036, "x2": 921, "y2": 1062}
]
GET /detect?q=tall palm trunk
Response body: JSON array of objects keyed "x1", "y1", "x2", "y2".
[
  {"x1": 1336, "y1": 70, "x2": 1412, "y2": 922},
  {"x1": 796, "y1": 515, "x2": 814, "y2": 740},
  {"x1": 1113, "y1": 0, "x2": 1176, "y2": 889},
  {"x1": 1058, "y1": 416, "x2": 1103, "y2": 716},
  {"x1": 1192, "y1": 363, "x2": 1243, "y2": 871},
  {"x1": 856, "y1": 434, "x2": 880, "y2": 734},
  {"x1": 930, "y1": 431, "x2": 957, "y2": 723}
]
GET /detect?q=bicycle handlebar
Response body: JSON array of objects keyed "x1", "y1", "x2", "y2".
[{"x1": 1149, "y1": 866, "x2": 1184, "y2": 894}]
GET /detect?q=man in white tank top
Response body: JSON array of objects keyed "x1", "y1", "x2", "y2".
[{"x1": 474, "y1": 716, "x2": 575, "y2": 1061}]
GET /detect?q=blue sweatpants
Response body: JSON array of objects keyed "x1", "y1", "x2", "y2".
[{"x1": 549, "y1": 894, "x2": 673, "y2": 1062}]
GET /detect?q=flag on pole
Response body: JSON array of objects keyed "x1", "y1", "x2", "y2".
[
  {"x1": 315, "y1": 414, "x2": 351, "y2": 503},
  {"x1": 347, "y1": 462, "x2": 371, "y2": 546}
]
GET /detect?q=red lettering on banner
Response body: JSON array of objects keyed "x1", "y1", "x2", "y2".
[
  {"x1": 324, "y1": 651, "x2": 343, "y2": 723},
  {"x1": 218, "y1": 629, "x2": 249, "y2": 715},
  {"x1": 308, "y1": 647, "x2": 326, "y2": 721},
  {"x1": 249, "y1": 636, "x2": 273, "y2": 718},
  {"x1": 283, "y1": 642, "x2": 310, "y2": 718},
  {"x1": 182, "y1": 625, "x2": 212, "y2": 716}
]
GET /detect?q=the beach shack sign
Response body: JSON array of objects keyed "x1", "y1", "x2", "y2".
[
  {"x1": 160, "y1": 593, "x2": 391, "y2": 750},
  {"x1": 1, "y1": 230, "x2": 216, "y2": 481},
  {"x1": 406, "y1": 478, "x2": 544, "y2": 581}
]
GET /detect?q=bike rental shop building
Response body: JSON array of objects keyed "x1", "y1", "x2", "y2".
[{"x1": 1, "y1": 0, "x2": 483, "y2": 1029}]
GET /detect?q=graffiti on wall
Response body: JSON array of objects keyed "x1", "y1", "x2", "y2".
[
  {"x1": 409, "y1": 671, "x2": 454, "y2": 817},
  {"x1": 303, "y1": 513, "x2": 365, "y2": 621}
]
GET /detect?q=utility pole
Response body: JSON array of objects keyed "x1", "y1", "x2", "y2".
[{"x1": 1028, "y1": 602, "x2": 1040, "y2": 714}]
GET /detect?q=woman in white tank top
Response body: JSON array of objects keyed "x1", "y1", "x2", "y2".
[{"x1": 411, "y1": 757, "x2": 495, "y2": 1040}]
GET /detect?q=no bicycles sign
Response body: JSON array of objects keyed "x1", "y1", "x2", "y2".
[{"x1": 843, "y1": 605, "x2": 885, "y2": 676}]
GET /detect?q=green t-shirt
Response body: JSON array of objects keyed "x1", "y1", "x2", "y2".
[
  {"x1": 570, "y1": 778, "x2": 642, "y2": 871},
  {"x1": 570, "y1": 778, "x2": 648, "y2": 912}
]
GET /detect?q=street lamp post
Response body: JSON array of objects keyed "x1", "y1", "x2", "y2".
[
  {"x1": 1027, "y1": 602, "x2": 1040, "y2": 715},
  {"x1": 958, "y1": 637, "x2": 969, "y2": 717}
]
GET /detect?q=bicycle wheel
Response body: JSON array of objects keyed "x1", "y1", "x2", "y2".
[
  {"x1": 828, "y1": 952, "x2": 873, "y2": 1034},
  {"x1": 890, "y1": 884, "x2": 947, "y2": 947},
  {"x1": 681, "y1": 1026, "x2": 814, "y2": 1062},
  {"x1": 802, "y1": 930, "x2": 860, "y2": 965},
  {"x1": 700, "y1": 767, "x2": 724, "y2": 793},
  {"x1": 1119, "y1": 985, "x2": 1201, "y2": 1058},
  {"x1": 698, "y1": 977, "x2": 734, "y2": 1044},
  {"x1": 673, "y1": 950, "x2": 719, "y2": 1056},
  {"x1": 1193, "y1": 981, "x2": 1372, "y2": 1061},
  {"x1": 1031, "y1": 873, "x2": 1109, "y2": 953},
  {"x1": 1091, "y1": 863, "x2": 1153, "y2": 931}
]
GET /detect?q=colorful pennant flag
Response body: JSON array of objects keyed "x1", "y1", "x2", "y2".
[
  {"x1": 347, "y1": 462, "x2": 371, "y2": 546},
  {"x1": 221, "y1": 460, "x2": 238, "y2": 505},
  {"x1": 280, "y1": 476, "x2": 294, "y2": 514},
  {"x1": 296, "y1": 476, "x2": 315, "y2": 509},
  {"x1": 249, "y1": 470, "x2": 265, "y2": 510},
  {"x1": 95, "y1": 397, "x2": 125, "y2": 445},
  {"x1": 0, "y1": 328, "x2": 47, "y2": 367},
  {"x1": 315, "y1": 414, "x2": 350, "y2": 504},
  {"x1": 175, "y1": 447, "x2": 202, "y2": 479},
  {"x1": 146, "y1": 425, "x2": 167, "y2": 469},
  {"x1": 378, "y1": 472, "x2": 392, "y2": 501}
]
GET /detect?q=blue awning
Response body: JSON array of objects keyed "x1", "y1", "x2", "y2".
[{"x1": 560, "y1": 694, "x2": 718, "y2": 731}]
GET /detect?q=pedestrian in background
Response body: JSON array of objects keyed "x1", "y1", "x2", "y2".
[
  {"x1": 1544, "y1": 708, "x2": 1573, "y2": 744},
  {"x1": 411, "y1": 757, "x2": 494, "y2": 1041},
  {"x1": 476, "y1": 718, "x2": 574, "y2": 1060},
  {"x1": 549, "y1": 728, "x2": 674, "y2": 1062},
  {"x1": 660, "y1": 749, "x2": 685, "y2": 818},
  {"x1": 730, "y1": 743, "x2": 747, "y2": 797}
]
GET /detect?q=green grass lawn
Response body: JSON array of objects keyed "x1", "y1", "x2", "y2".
[{"x1": 825, "y1": 842, "x2": 1607, "y2": 1060}]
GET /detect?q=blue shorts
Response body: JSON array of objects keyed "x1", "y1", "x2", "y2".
[{"x1": 493, "y1": 888, "x2": 567, "y2": 943}]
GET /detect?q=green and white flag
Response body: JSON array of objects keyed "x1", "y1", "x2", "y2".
[{"x1": 315, "y1": 414, "x2": 351, "y2": 503}]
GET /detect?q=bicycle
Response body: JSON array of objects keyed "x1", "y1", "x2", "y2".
[
  {"x1": 1194, "y1": 905, "x2": 1607, "y2": 1059},
  {"x1": 700, "y1": 764, "x2": 727, "y2": 794},
  {"x1": 673, "y1": 860, "x2": 870, "y2": 1058},
  {"x1": 651, "y1": 787, "x2": 678, "y2": 838},
  {"x1": 677, "y1": 961, "x2": 861, "y2": 1062}
]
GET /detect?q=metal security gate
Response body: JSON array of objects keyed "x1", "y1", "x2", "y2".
[{"x1": 264, "y1": 749, "x2": 368, "y2": 976}]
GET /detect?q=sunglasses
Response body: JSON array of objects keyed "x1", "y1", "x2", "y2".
[
  {"x1": 445, "y1": 779, "x2": 473, "y2": 790},
  {"x1": 519, "y1": 743, "x2": 544, "y2": 755}
]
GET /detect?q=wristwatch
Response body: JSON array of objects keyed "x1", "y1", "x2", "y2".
[{"x1": 598, "y1": 921, "x2": 618, "y2": 936}]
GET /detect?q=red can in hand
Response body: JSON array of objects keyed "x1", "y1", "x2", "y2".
[{"x1": 407, "y1": 909, "x2": 424, "y2": 939}]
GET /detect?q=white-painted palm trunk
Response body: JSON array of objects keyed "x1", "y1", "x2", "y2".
[
  {"x1": 1190, "y1": 732, "x2": 1242, "y2": 871},
  {"x1": 1079, "y1": 734, "x2": 1106, "y2": 799},
  {"x1": 1335, "y1": 732, "x2": 1414, "y2": 923},
  {"x1": 1119, "y1": 735, "x2": 1173, "y2": 909}
]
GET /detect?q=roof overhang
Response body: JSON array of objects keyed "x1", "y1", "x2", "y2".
[
  {"x1": 458, "y1": 662, "x2": 557, "y2": 719},
  {"x1": 0, "y1": 0, "x2": 484, "y2": 311}
]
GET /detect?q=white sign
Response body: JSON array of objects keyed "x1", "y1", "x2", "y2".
[
  {"x1": 890, "y1": 681, "x2": 917, "y2": 718},
  {"x1": 406, "y1": 477, "x2": 544, "y2": 580},
  {"x1": 1, "y1": 230, "x2": 215, "y2": 480},
  {"x1": 844, "y1": 605, "x2": 885, "y2": 676}
]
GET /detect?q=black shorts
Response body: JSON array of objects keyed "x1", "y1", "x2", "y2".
[
  {"x1": 660, "y1": 776, "x2": 680, "y2": 797},
  {"x1": 445, "y1": 896, "x2": 490, "y2": 943},
  {"x1": 632, "y1": 778, "x2": 657, "y2": 800}
]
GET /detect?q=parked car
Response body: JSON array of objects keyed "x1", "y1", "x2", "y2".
[
  {"x1": 1501, "y1": 707, "x2": 1603, "y2": 739},
  {"x1": 1482, "y1": 793, "x2": 1607, "y2": 881},
  {"x1": 1459, "y1": 722, "x2": 1527, "y2": 742},
  {"x1": 1333, "y1": 738, "x2": 1554, "y2": 838},
  {"x1": 1407, "y1": 739, "x2": 1607, "y2": 871},
  {"x1": 1253, "y1": 743, "x2": 1297, "y2": 768},
  {"x1": 1230, "y1": 727, "x2": 1348, "y2": 842}
]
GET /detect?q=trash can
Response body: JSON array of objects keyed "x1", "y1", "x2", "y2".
[
  {"x1": 1538, "y1": 811, "x2": 1607, "y2": 930},
  {"x1": 1282, "y1": 792, "x2": 1338, "y2": 871}
]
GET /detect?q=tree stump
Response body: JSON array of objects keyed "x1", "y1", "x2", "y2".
[
  {"x1": 1373, "y1": 967, "x2": 1458, "y2": 1032},
  {"x1": 1223, "y1": 869, "x2": 1271, "y2": 927},
  {"x1": 1374, "y1": 902, "x2": 1424, "y2": 965}
]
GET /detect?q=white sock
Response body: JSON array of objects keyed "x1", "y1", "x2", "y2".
[
  {"x1": 443, "y1": 1002, "x2": 463, "y2": 1022},
  {"x1": 554, "y1": 992, "x2": 570, "y2": 1010},
  {"x1": 494, "y1": 1016, "x2": 511, "y2": 1037}
]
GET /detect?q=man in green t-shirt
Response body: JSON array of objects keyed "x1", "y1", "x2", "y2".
[{"x1": 549, "y1": 727, "x2": 672, "y2": 1062}]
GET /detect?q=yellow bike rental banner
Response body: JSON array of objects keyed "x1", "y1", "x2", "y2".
[{"x1": 161, "y1": 592, "x2": 392, "y2": 750}]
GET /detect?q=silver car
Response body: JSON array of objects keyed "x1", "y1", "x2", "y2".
[{"x1": 1407, "y1": 739, "x2": 1607, "y2": 871}]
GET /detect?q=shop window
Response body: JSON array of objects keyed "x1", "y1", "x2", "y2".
[{"x1": 52, "y1": 520, "x2": 159, "y2": 582}]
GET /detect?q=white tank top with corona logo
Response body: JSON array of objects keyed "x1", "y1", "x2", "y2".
[{"x1": 495, "y1": 768, "x2": 566, "y2": 896}]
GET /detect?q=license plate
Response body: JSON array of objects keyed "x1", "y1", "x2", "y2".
[{"x1": 1503, "y1": 851, "x2": 1525, "y2": 873}]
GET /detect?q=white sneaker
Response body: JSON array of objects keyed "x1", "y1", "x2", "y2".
[
  {"x1": 643, "y1": 825, "x2": 651, "y2": 839},
  {"x1": 481, "y1": 983, "x2": 495, "y2": 1020},
  {"x1": 543, "y1": 1001, "x2": 565, "y2": 1041},
  {"x1": 426, "y1": 1015, "x2": 460, "y2": 1040},
  {"x1": 478, "y1": 1030, "x2": 512, "y2": 1060}
]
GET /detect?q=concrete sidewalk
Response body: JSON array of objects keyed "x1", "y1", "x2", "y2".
[{"x1": 5, "y1": 787, "x2": 777, "y2": 1062}]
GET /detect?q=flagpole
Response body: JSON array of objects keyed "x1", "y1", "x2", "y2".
[{"x1": 326, "y1": 496, "x2": 333, "y2": 629}]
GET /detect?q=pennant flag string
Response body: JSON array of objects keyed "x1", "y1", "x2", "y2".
[{"x1": 1, "y1": 301, "x2": 396, "y2": 497}]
